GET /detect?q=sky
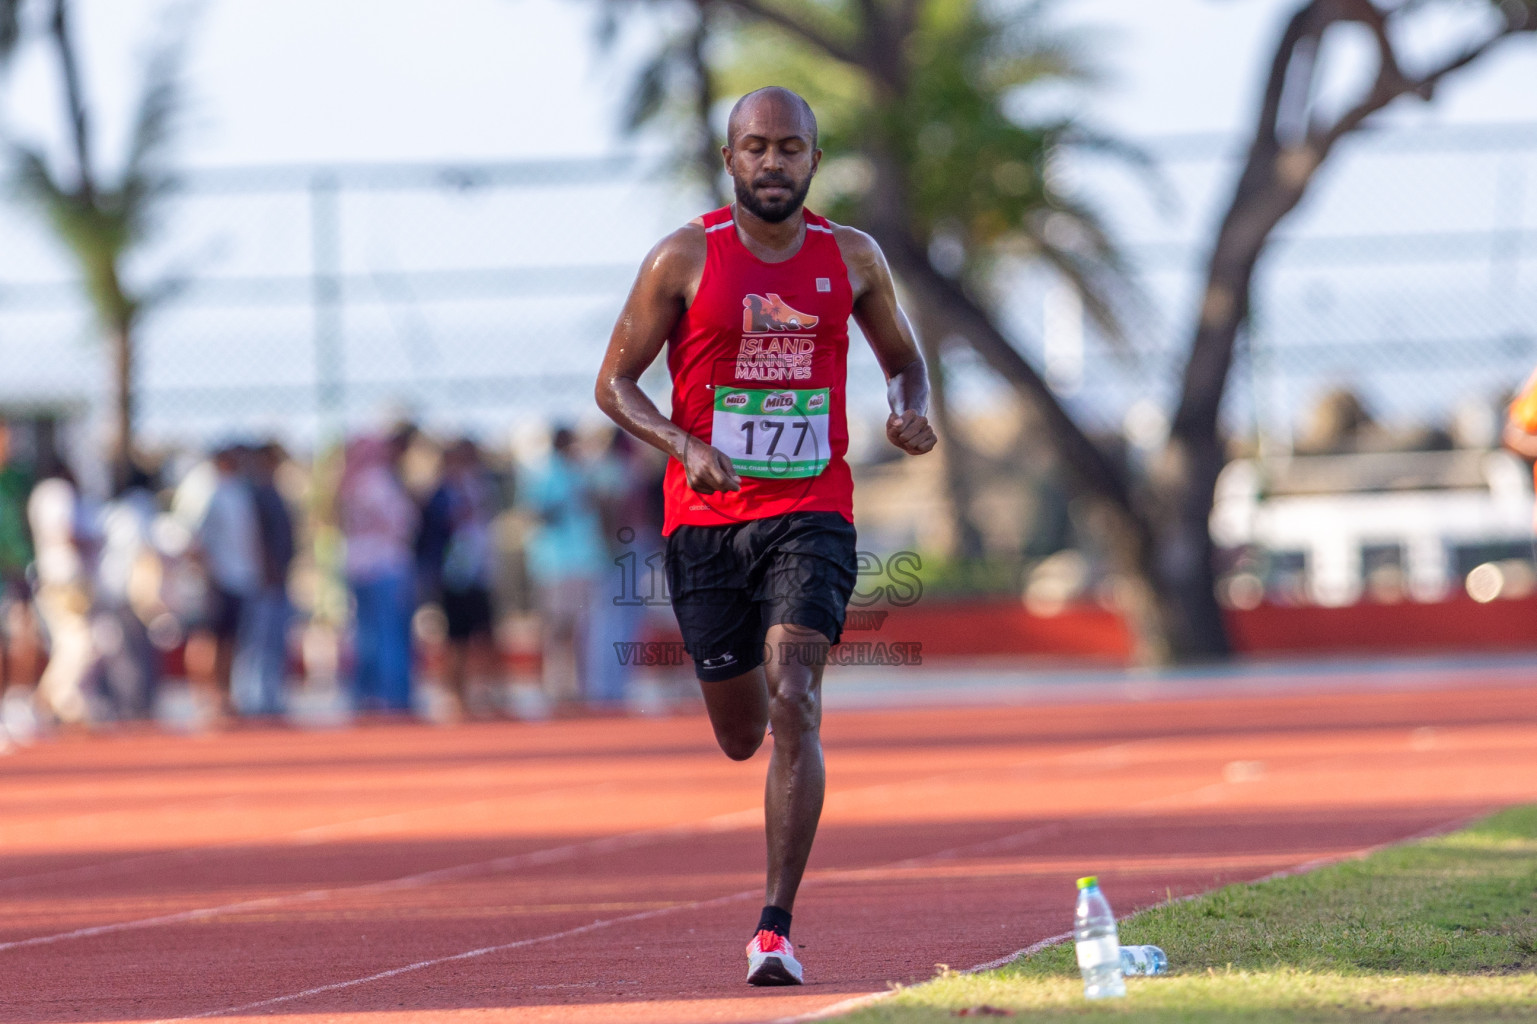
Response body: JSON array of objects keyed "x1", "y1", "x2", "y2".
[
  {"x1": 0, "y1": 0, "x2": 1530, "y2": 456},
  {"x1": 0, "y1": 0, "x2": 1532, "y2": 171}
]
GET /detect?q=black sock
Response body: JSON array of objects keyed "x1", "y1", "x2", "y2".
[{"x1": 756, "y1": 905, "x2": 792, "y2": 939}]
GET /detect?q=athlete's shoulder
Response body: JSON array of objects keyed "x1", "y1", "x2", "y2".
[
  {"x1": 638, "y1": 220, "x2": 708, "y2": 289},
  {"x1": 659, "y1": 218, "x2": 709, "y2": 259},
  {"x1": 820, "y1": 218, "x2": 891, "y2": 297},
  {"x1": 822, "y1": 219, "x2": 883, "y2": 265}
]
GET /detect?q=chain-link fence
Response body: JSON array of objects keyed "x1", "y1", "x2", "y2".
[
  {"x1": 0, "y1": 157, "x2": 716, "y2": 475},
  {"x1": 0, "y1": 122, "x2": 1531, "y2": 477},
  {"x1": 1012, "y1": 121, "x2": 1537, "y2": 454}
]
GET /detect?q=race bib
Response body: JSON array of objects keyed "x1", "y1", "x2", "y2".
[{"x1": 711, "y1": 387, "x2": 830, "y2": 479}]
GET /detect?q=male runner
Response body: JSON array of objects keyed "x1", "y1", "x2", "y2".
[{"x1": 595, "y1": 86, "x2": 936, "y2": 986}]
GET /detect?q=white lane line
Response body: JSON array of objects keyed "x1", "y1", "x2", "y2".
[
  {"x1": 949, "y1": 806, "x2": 1501, "y2": 983},
  {"x1": 133, "y1": 737, "x2": 1473, "y2": 1023},
  {"x1": 148, "y1": 886, "x2": 764, "y2": 1023},
  {"x1": 150, "y1": 812, "x2": 1078, "y2": 1022},
  {"x1": 964, "y1": 929, "x2": 1074, "y2": 974},
  {"x1": 0, "y1": 727, "x2": 1432, "y2": 956},
  {"x1": 0, "y1": 799, "x2": 1058, "y2": 956},
  {"x1": 0, "y1": 737, "x2": 1128, "y2": 953},
  {"x1": 759, "y1": 806, "x2": 1494, "y2": 1024},
  {"x1": 0, "y1": 806, "x2": 761, "y2": 954},
  {"x1": 0, "y1": 728, "x2": 1143, "y2": 896},
  {"x1": 1247, "y1": 806, "x2": 1494, "y2": 885},
  {"x1": 762, "y1": 929, "x2": 1078, "y2": 1024},
  {"x1": 761, "y1": 769, "x2": 1501, "y2": 1024}
]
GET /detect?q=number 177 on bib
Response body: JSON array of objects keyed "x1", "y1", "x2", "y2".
[{"x1": 711, "y1": 387, "x2": 831, "y2": 479}]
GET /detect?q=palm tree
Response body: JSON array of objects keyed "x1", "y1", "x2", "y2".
[
  {"x1": 724, "y1": 0, "x2": 1143, "y2": 562},
  {"x1": 603, "y1": 0, "x2": 1138, "y2": 570},
  {"x1": 598, "y1": 0, "x2": 725, "y2": 202},
  {"x1": 603, "y1": 0, "x2": 1163, "y2": 645},
  {"x1": 601, "y1": 0, "x2": 1537, "y2": 663},
  {"x1": 0, "y1": 0, "x2": 187, "y2": 490}
]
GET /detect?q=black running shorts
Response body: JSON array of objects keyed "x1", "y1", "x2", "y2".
[{"x1": 665, "y1": 511, "x2": 857, "y2": 682}]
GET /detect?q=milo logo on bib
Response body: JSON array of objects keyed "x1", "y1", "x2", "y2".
[{"x1": 711, "y1": 387, "x2": 831, "y2": 480}]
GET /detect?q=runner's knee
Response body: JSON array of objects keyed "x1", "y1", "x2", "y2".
[{"x1": 769, "y1": 680, "x2": 819, "y2": 734}]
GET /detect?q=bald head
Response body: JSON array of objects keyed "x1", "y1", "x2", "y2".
[
  {"x1": 722, "y1": 87, "x2": 822, "y2": 224},
  {"x1": 726, "y1": 87, "x2": 818, "y2": 150}
]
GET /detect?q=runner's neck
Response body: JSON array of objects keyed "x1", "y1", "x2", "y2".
[{"x1": 731, "y1": 202, "x2": 806, "y2": 264}]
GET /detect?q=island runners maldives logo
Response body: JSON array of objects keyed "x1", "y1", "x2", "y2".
[
  {"x1": 742, "y1": 293, "x2": 818, "y2": 333},
  {"x1": 737, "y1": 294, "x2": 818, "y2": 382},
  {"x1": 706, "y1": 291, "x2": 827, "y2": 522}
]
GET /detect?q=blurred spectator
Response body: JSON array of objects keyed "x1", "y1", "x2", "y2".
[
  {"x1": 521, "y1": 426, "x2": 605, "y2": 704},
  {"x1": 0, "y1": 420, "x2": 40, "y2": 696},
  {"x1": 1298, "y1": 386, "x2": 1452, "y2": 455},
  {"x1": 28, "y1": 466, "x2": 95, "y2": 724},
  {"x1": 417, "y1": 438, "x2": 500, "y2": 718},
  {"x1": 587, "y1": 429, "x2": 662, "y2": 708},
  {"x1": 339, "y1": 434, "x2": 418, "y2": 713},
  {"x1": 193, "y1": 445, "x2": 262, "y2": 719},
  {"x1": 94, "y1": 463, "x2": 162, "y2": 718},
  {"x1": 234, "y1": 442, "x2": 296, "y2": 717},
  {"x1": 1296, "y1": 388, "x2": 1374, "y2": 455}
]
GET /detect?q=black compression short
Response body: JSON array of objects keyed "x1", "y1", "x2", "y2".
[{"x1": 664, "y1": 511, "x2": 856, "y2": 682}]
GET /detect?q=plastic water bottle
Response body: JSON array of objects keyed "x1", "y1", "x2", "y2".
[
  {"x1": 1074, "y1": 876, "x2": 1125, "y2": 999},
  {"x1": 1119, "y1": 944, "x2": 1168, "y2": 976}
]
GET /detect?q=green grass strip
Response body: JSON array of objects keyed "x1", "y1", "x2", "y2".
[{"x1": 842, "y1": 805, "x2": 1537, "y2": 1022}]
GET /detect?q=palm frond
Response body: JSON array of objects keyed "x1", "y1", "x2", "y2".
[
  {"x1": 11, "y1": 141, "x2": 137, "y2": 326},
  {"x1": 594, "y1": 0, "x2": 693, "y2": 133},
  {"x1": 1057, "y1": 127, "x2": 1153, "y2": 175},
  {"x1": 621, "y1": 44, "x2": 682, "y2": 134},
  {"x1": 637, "y1": 0, "x2": 1144, "y2": 342},
  {"x1": 983, "y1": 0, "x2": 1102, "y2": 84},
  {"x1": 119, "y1": 4, "x2": 193, "y2": 240},
  {"x1": 9, "y1": 143, "x2": 64, "y2": 206},
  {"x1": 1059, "y1": 126, "x2": 1175, "y2": 214},
  {"x1": 1030, "y1": 243, "x2": 1125, "y2": 347},
  {"x1": 1015, "y1": 195, "x2": 1138, "y2": 345}
]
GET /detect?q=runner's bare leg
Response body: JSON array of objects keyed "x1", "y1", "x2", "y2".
[
  {"x1": 697, "y1": 620, "x2": 827, "y2": 912},
  {"x1": 699, "y1": 667, "x2": 770, "y2": 762},
  {"x1": 762, "y1": 621, "x2": 827, "y2": 911}
]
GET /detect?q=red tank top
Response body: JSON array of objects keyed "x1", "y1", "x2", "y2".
[{"x1": 662, "y1": 205, "x2": 855, "y2": 534}]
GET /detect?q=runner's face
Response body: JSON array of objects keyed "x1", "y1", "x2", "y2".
[{"x1": 725, "y1": 106, "x2": 820, "y2": 224}]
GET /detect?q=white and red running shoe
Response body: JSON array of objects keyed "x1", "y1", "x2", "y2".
[{"x1": 746, "y1": 929, "x2": 804, "y2": 986}]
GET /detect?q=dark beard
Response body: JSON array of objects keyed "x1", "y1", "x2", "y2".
[{"x1": 734, "y1": 172, "x2": 811, "y2": 224}]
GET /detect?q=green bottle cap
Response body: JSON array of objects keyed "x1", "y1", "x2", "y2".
[{"x1": 1077, "y1": 876, "x2": 1098, "y2": 890}]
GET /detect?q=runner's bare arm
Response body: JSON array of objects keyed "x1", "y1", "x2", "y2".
[
  {"x1": 595, "y1": 226, "x2": 742, "y2": 493},
  {"x1": 835, "y1": 226, "x2": 937, "y2": 456}
]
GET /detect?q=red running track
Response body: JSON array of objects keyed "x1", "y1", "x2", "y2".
[{"x1": 4, "y1": 668, "x2": 1537, "y2": 1024}]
